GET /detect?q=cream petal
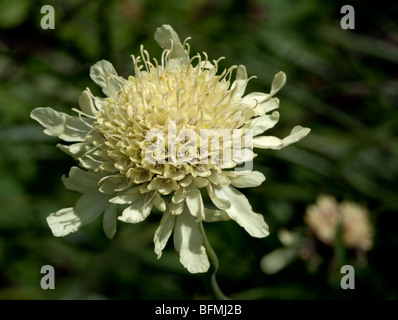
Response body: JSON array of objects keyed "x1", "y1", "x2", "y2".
[
  {"x1": 232, "y1": 148, "x2": 256, "y2": 164},
  {"x1": 244, "y1": 111, "x2": 280, "y2": 137},
  {"x1": 169, "y1": 200, "x2": 185, "y2": 215},
  {"x1": 57, "y1": 142, "x2": 89, "y2": 159},
  {"x1": 172, "y1": 188, "x2": 186, "y2": 204},
  {"x1": 253, "y1": 126, "x2": 311, "y2": 150},
  {"x1": 207, "y1": 171, "x2": 230, "y2": 186},
  {"x1": 192, "y1": 176, "x2": 209, "y2": 188},
  {"x1": 231, "y1": 65, "x2": 248, "y2": 96},
  {"x1": 153, "y1": 193, "x2": 167, "y2": 212},
  {"x1": 203, "y1": 208, "x2": 230, "y2": 222},
  {"x1": 154, "y1": 24, "x2": 188, "y2": 66},
  {"x1": 206, "y1": 184, "x2": 231, "y2": 210},
  {"x1": 31, "y1": 107, "x2": 68, "y2": 137},
  {"x1": 74, "y1": 190, "x2": 111, "y2": 225},
  {"x1": 178, "y1": 175, "x2": 192, "y2": 187},
  {"x1": 46, "y1": 207, "x2": 80, "y2": 237},
  {"x1": 98, "y1": 176, "x2": 126, "y2": 195},
  {"x1": 154, "y1": 210, "x2": 176, "y2": 259},
  {"x1": 270, "y1": 71, "x2": 286, "y2": 96},
  {"x1": 31, "y1": 107, "x2": 91, "y2": 142},
  {"x1": 185, "y1": 185, "x2": 205, "y2": 222},
  {"x1": 283, "y1": 126, "x2": 311, "y2": 147},
  {"x1": 78, "y1": 90, "x2": 97, "y2": 116},
  {"x1": 103, "y1": 203, "x2": 117, "y2": 239},
  {"x1": 173, "y1": 207, "x2": 210, "y2": 273},
  {"x1": 245, "y1": 96, "x2": 280, "y2": 117},
  {"x1": 109, "y1": 187, "x2": 141, "y2": 204},
  {"x1": 47, "y1": 190, "x2": 110, "y2": 237},
  {"x1": 118, "y1": 197, "x2": 152, "y2": 223},
  {"x1": 61, "y1": 116, "x2": 92, "y2": 142},
  {"x1": 261, "y1": 98, "x2": 280, "y2": 114},
  {"x1": 224, "y1": 170, "x2": 266, "y2": 188},
  {"x1": 212, "y1": 185, "x2": 269, "y2": 238},
  {"x1": 242, "y1": 92, "x2": 269, "y2": 109},
  {"x1": 90, "y1": 60, "x2": 122, "y2": 96},
  {"x1": 61, "y1": 166, "x2": 100, "y2": 193}
]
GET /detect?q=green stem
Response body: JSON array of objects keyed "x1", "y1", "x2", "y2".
[{"x1": 199, "y1": 222, "x2": 230, "y2": 300}]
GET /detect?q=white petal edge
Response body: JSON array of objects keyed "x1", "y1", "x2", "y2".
[
  {"x1": 224, "y1": 170, "x2": 266, "y2": 188},
  {"x1": 212, "y1": 185, "x2": 269, "y2": 238},
  {"x1": 185, "y1": 185, "x2": 205, "y2": 222},
  {"x1": 253, "y1": 126, "x2": 311, "y2": 150},
  {"x1": 154, "y1": 210, "x2": 176, "y2": 259},
  {"x1": 206, "y1": 183, "x2": 231, "y2": 210},
  {"x1": 173, "y1": 206, "x2": 210, "y2": 273},
  {"x1": 90, "y1": 60, "x2": 121, "y2": 96},
  {"x1": 243, "y1": 111, "x2": 280, "y2": 137},
  {"x1": 31, "y1": 107, "x2": 90, "y2": 142}
]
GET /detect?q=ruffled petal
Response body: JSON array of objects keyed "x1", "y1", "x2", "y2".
[
  {"x1": 243, "y1": 111, "x2": 280, "y2": 136},
  {"x1": 253, "y1": 126, "x2": 311, "y2": 150},
  {"x1": 31, "y1": 107, "x2": 68, "y2": 137},
  {"x1": 173, "y1": 206, "x2": 210, "y2": 273},
  {"x1": 212, "y1": 185, "x2": 269, "y2": 238},
  {"x1": 90, "y1": 60, "x2": 122, "y2": 96},
  {"x1": 31, "y1": 107, "x2": 91, "y2": 142},
  {"x1": 224, "y1": 170, "x2": 266, "y2": 188},
  {"x1": 154, "y1": 24, "x2": 188, "y2": 66},
  {"x1": 154, "y1": 210, "x2": 176, "y2": 259},
  {"x1": 206, "y1": 183, "x2": 231, "y2": 210},
  {"x1": 242, "y1": 93, "x2": 280, "y2": 116},
  {"x1": 78, "y1": 90, "x2": 97, "y2": 116},
  {"x1": 185, "y1": 185, "x2": 205, "y2": 221},
  {"x1": 46, "y1": 208, "x2": 79, "y2": 237}
]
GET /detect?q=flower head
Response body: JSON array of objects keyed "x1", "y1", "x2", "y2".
[
  {"x1": 31, "y1": 25, "x2": 310, "y2": 273},
  {"x1": 305, "y1": 195, "x2": 373, "y2": 251}
]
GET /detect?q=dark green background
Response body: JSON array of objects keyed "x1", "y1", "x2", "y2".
[{"x1": 1, "y1": 0, "x2": 397, "y2": 299}]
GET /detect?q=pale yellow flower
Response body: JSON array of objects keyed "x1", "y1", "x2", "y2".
[
  {"x1": 305, "y1": 195, "x2": 373, "y2": 251},
  {"x1": 31, "y1": 25, "x2": 310, "y2": 273}
]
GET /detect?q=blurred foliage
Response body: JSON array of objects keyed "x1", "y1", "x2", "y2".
[{"x1": 1, "y1": 0, "x2": 398, "y2": 300}]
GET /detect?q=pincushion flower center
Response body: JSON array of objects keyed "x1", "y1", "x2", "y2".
[{"x1": 94, "y1": 53, "x2": 248, "y2": 184}]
